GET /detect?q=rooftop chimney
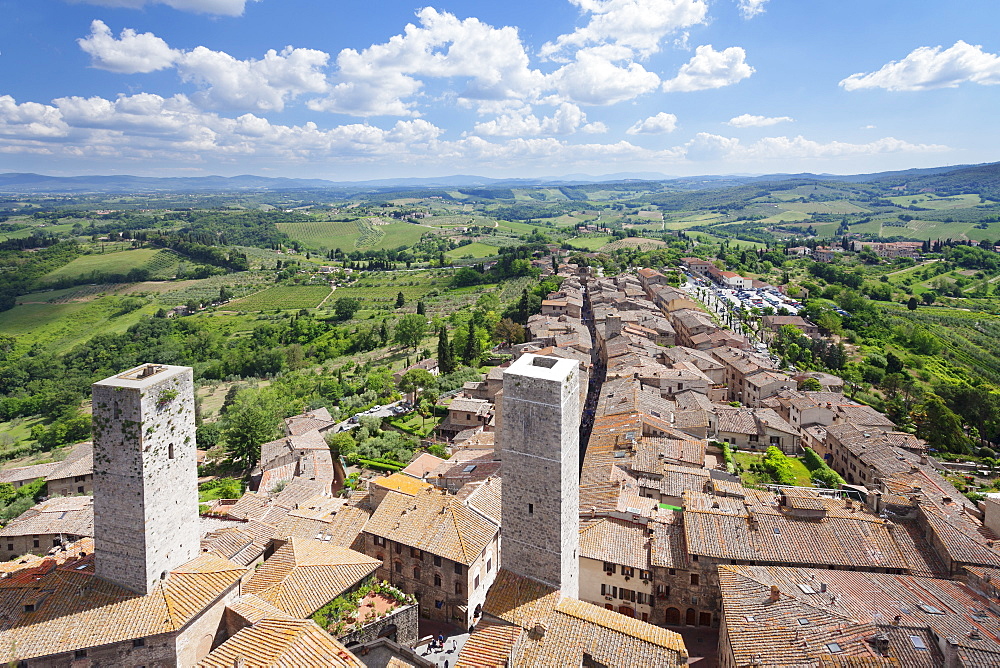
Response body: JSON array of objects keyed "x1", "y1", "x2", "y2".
[{"x1": 769, "y1": 585, "x2": 780, "y2": 602}]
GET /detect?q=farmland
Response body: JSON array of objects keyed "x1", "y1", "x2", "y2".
[
  {"x1": 40, "y1": 248, "x2": 182, "y2": 284},
  {"x1": 276, "y1": 220, "x2": 364, "y2": 249},
  {"x1": 225, "y1": 284, "x2": 332, "y2": 311}
]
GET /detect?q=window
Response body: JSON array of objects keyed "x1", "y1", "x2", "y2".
[
  {"x1": 474, "y1": 574, "x2": 480, "y2": 590},
  {"x1": 168, "y1": 443, "x2": 174, "y2": 460},
  {"x1": 74, "y1": 650, "x2": 87, "y2": 659},
  {"x1": 374, "y1": 536, "x2": 387, "y2": 547},
  {"x1": 23, "y1": 604, "x2": 34, "y2": 613},
  {"x1": 668, "y1": 568, "x2": 676, "y2": 576},
  {"x1": 637, "y1": 593, "x2": 647, "y2": 605},
  {"x1": 434, "y1": 574, "x2": 442, "y2": 587},
  {"x1": 601, "y1": 585, "x2": 618, "y2": 598},
  {"x1": 133, "y1": 638, "x2": 145, "y2": 648},
  {"x1": 690, "y1": 574, "x2": 699, "y2": 585},
  {"x1": 394, "y1": 562, "x2": 402, "y2": 573},
  {"x1": 394, "y1": 542, "x2": 402, "y2": 554},
  {"x1": 528, "y1": 503, "x2": 534, "y2": 515},
  {"x1": 410, "y1": 547, "x2": 423, "y2": 560},
  {"x1": 455, "y1": 582, "x2": 463, "y2": 596},
  {"x1": 486, "y1": 558, "x2": 492, "y2": 573},
  {"x1": 32, "y1": 540, "x2": 39, "y2": 548},
  {"x1": 622, "y1": 566, "x2": 635, "y2": 578},
  {"x1": 639, "y1": 570, "x2": 652, "y2": 580},
  {"x1": 454, "y1": 563, "x2": 462, "y2": 575},
  {"x1": 376, "y1": 554, "x2": 384, "y2": 563},
  {"x1": 77, "y1": 486, "x2": 84, "y2": 493},
  {"x1": 692, "y1": 554, "x2": 699, "y2": 562},
  {"x1": 413, "y1": 567, "x2": 421, "y2": 580},
  {"x1": 619, "y1": 588, "x2": 635, "y2": 603},
  {"x1": 434, "y1": 555, "x2": 442, "y2": 567},
  {"x1": 6, "y1": 544, "x2": 12, "y2": 552},
  {"x1": 74, "y1": 475, "x2": 86, "y2": 482},
  {"x1": 435, "y1": 600, "x2": 444, "y2": 609},
  {"x1": 603, "y1": 562, "x2": 617, "y2": 575},
  {"x1": 52, "y1": 539, "x2": 60, "y2": 547}
]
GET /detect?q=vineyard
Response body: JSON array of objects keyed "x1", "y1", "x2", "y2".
[
  {"x1": 276, "y1": 220, "x2": 365, "y2": 249},
  {"x1": 225, "y1": 284, "x2": 332, "y2": 311},
  {"x1": 40, "y1": 248, "x2": 183, "y2": 284},
  {"x1": 885, "y1": 305, "x2": 1000, "y2": 385},
  {"x1": 158, "y1": 272, "x2": 272, "y2": 306}
]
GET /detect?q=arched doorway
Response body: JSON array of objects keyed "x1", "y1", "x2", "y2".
[
  {"x1": 699, "y1": 612, "x2": 712, "y2": 627},
  {"x1": 618, "y1": 606, "x2": 634, "y2": 618},
  {"x1": 666, "y1": 607, "x2": 680, "y2": 625},
  {"x1": 685, "y1": 608, "x2": 696, "y2": 625}
]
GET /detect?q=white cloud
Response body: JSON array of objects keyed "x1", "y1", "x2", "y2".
[
  {"x1": 549, "y1": 47, "x2": 660, "y2": 105},
  {"x1": 313, "y1": 7, "x2": 544, "y2": 116},
  {"x1": 626, "y1": 112, "x2": 678, "y2": 134},
  {"x1": 0, "y1": 91, "x2": 690, "y2": 172},
  {"x1": 176, "y1": 45, "x2": 330, "y2": 111},
  {"x1": 70, "y1": 0, "x2": 257, "y2": 17},
  {"x1": 682, "y1": 132, "x2": 948, "y2": 161},
  {"x1": 662, "y1": 45, "x2": 754, "y2": 92},
  {"x1": 726, "y1": 113, "x2": 793, "y2": 127},
  {"x1": 471, "y1": 103, "x2": 606, "y2": 137},
  {"x1": 0, "y1": 95, "x2": 70, "y2": 138},
  {"x1": 737, "y1": 0, "x2": 769, "y2": 19},
  {"x1": 839, "y1": 40, "x2": 1000, "y2": 91},
  {"x1": 77, "y1": 20, "x2": 179, "y2": 74},
  {"x1": 542, "y1": 0, "x2": 708, "y2": 59}
]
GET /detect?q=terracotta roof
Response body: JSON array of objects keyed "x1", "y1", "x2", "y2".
[
  {"x1": 456, "y1": 619, "x2": 522, "y2": 668},
  {"x1": 0, "y1": 551, "x2": 244, "y2": 663},
  {"x1": 371, "y1": 472, "x2": 434, "y2": 497},
  {"x1": 43, "y1": 442, "x2": 93, "y2": 481},
  {"x1": 465, "y1": 477, "x2": 502, "y2": 525},
  {"x1": 401, "y1": 453, "x2": 446, "y2": 479},
  {"x1": 0, "y1": 495, "x2": 93, "y2": 538},
  {"x1": 364, "y1": 488, "x2": 498, "y2": 565},
  {"x1": 197, "y1": 617, "x2": 362, "y2": 667},
  {"x1": 511, "y1": 597, "x2": 687, "y2": 667},
  {"x1": 719, "y1": 565, "x2": 1000, "y2": 668},
  {"x1": 243, "y1": 538, "x2": 380, "y2": 618},
  {"x1": 201, "y1": 520, "x2": 276, "y2": 566},
  {"x1": 0, "y1": 461, "x2": 60, "y2": 485},
  {"x1": 682, "y1": 490, "x2": 921, "y2": 570},
  {"x1": 579, "y1": 517, "x2": 651, "y2": 570},
  {"x1": 483, "y1": 568, "x2": 561, "y2": 628}
]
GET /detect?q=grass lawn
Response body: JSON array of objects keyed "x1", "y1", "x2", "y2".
[
  {"x1": 733, "y1": 451, "x2": 815, "y2": 488},
  {"x1": 387, "y1": 412, "x2": 440, "y2": 438}
]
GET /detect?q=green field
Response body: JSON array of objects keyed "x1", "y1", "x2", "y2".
[
  {"x1": 445, "y1": 242, "x2": 500, "y2": 259},
  {"x1": 734, "y1": 452, "x2": 814, "y2": 488},
  {"x1": 0, "y1": 297, "x2": 159, "y2": 354},
  {"x1": 888, "y1": 193, "x2": 982, "y2": 209},
  {"x1": 41, "y1": 248, "x2": 180, "y2": 283},
  {"x1": 226, "y1": 284, "x2": 332, "y2": 311},
  {"x1": 276, "y1": 220, "x2": 364, "y2": 249},
  {"x1": 370, "y1": 222, "x2": 431, "y2": 249},
  {"x1": 565, "y1": 235, "x2": 613, "y2": 250}
]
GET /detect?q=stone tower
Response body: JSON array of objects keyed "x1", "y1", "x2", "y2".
[
  {"x1": 500, "y1": 353, "x2": 580, "y2": 597},
  {"x1": 91, "y1": 364, "x2": 200, "y2": 594}
]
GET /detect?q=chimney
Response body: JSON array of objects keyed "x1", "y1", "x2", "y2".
[{"x1": 769, "y1": 585, "x2": 780, "y2": 602}]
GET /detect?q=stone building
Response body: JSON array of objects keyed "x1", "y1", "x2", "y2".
[
  {"x1": 579, "y1": 517, "x2": 656, "y2": 622},
  {"x1": 91, "y1": 363, "x2": 201, "y2": 595},
  {"x1": 0, "y1": 495, "x2": 93, "y2": 560},
  {"x1": 500, "y1": 353, "x2": 581, "y2": 598},
  {"x1": 44, "y1": 441, "x2": 93, "y2": 497},
  {"x1": 360, "y1": 486, "x2": 500, "y2": 627}
]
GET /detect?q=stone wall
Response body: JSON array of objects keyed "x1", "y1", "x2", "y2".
[{"x1": 338, "y1": 603, "x2": 419, "y2": 648}]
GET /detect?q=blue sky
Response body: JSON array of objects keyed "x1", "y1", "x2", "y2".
[{"x1": 0, "y1": 0, "x2": 997, "y2": 180}]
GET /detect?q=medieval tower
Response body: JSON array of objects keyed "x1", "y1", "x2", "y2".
[
  {"x1": 500, "y1": 353, "x2": 580, "y2": 597},
  {"x1": 91, "y1": 364, "x2": 200, "y2": 594}
]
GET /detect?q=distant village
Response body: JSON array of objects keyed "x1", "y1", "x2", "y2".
[{"x1": 2, "y1": 256, "x2": 1000, "y2": 667}]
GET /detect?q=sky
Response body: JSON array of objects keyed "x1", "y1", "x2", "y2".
[{"x1": 0, "y1": 0, "x2": 998, "y2": 181}]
